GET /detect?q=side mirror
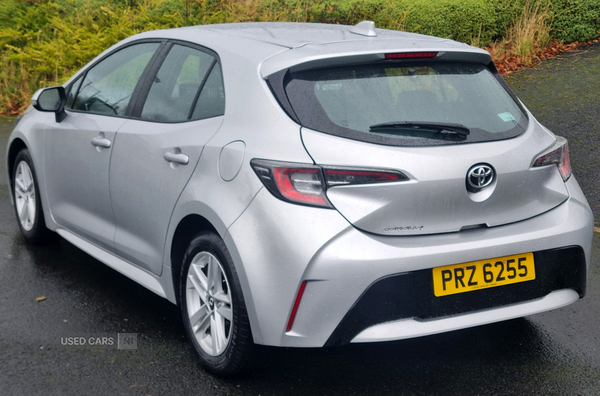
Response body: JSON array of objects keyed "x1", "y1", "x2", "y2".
[{"x1": 32, "y1": 86, "x2": 67, "y2": 123}]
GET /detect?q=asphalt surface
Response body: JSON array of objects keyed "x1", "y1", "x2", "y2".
[{"x1": 1, "y1": 43, "x2": 600, "y2": 395}]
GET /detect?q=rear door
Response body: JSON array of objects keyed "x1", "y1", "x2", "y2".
[
  {"x1": 44, "y1": 42, "x2": 161, "y2": 249},
  {"x1": 281, "y1": 59, "x2": 568, "y2": 236},
  {"x1": 109, "y1": 42, "x2": 225, "y2": 275}
]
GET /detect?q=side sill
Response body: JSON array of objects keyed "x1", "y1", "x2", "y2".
[
  {"x1": 56, "y1": 229, "x2": 166, "y2": 299},
  {"x1": 351, "y1": 289, "x2": 579, "y2": 343}
]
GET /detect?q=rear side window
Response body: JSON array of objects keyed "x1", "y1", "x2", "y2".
[
  {"x1": 190, "y1": 64, "x2": 225, "y2": 120},
  {"x1": 283, "y1": 62, "x2": 528, "y2": 146},
  {"x1": 141, "y1": 44, "x2": 216, "y2": 122}
]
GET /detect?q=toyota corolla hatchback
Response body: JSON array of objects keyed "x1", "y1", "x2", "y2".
[{"x1": 6, "y1": 21, "x2": 594, "y2": 375}]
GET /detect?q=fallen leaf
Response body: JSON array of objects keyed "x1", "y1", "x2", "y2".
[
  {"x1": 594, "y1": 227, "x2": 600, "y2": 234},
  {"x1": 36, "y1": 296, "x2": 46, "y2": 302}
]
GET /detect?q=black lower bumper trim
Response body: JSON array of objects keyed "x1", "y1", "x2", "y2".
[{"x1": 325, "y1": 246, "x2": 586, "y2": 346}]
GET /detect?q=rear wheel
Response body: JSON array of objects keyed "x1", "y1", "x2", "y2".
[
  {"x1": 12, "y1": 149, "x2": 53, "y2": 243},
  {"x1": 179, "y1": 232, "x2": 261, "y2": 376}
]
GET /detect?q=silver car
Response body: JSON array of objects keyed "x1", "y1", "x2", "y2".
[{"x1": 6, "y1": 21, "x2": 594, "y2": 376}]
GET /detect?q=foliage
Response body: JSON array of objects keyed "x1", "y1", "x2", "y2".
[
  {"x1": 550, "y1": 0, "x2": 600, "y2": 42},
  {"x1": 1, "y1": 0, "x2": 599, "y2": 115},
  {"x1": 508, "y1": 0, "x2": 553, "y2": 64}
]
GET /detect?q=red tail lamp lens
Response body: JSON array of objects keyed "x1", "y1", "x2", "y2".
[
  {"x1": 385, "y1": 52, "x2": 438, "y2": 59},
  {"x1": 272, "y1": 167, "x2": 329, "y2": 206},
  {"x1": 532, "y1": 137, "x2": 571, "y2": 181},
  {"x1": 251, "y1": 159, "x2": 409, "y2": 208},
  {"x1": 250, "y1": 159, "x2": 332, "y2": 208}
]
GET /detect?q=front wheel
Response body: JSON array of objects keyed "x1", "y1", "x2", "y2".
[
  {"x1": 12, "y1": 149, "x2": 53, "y2": 243},
  {"x1": 179, "y1": 232, "x2": 262, "y2": 376}
]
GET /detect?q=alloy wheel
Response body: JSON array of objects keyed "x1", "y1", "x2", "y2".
[
  {"x1": 185, "y1": 251, "x2": 233, "y2": 356},
  {"x1": 14, "y1": 161, "x2": 36, "y2": 231}
]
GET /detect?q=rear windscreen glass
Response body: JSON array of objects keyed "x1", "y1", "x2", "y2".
[{"x1": 284, "y1": 62, "x2": 528, "y2": 146}]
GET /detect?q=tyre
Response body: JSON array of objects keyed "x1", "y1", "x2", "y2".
[
  {"x1": 12, "y1": 149, "x2": 53, "y2": 243},
  {"x1": 179, "y1": 232, "x2": 261, "y2": 376}
]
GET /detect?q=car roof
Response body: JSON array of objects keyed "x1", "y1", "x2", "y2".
[
  {"x1": 85, "y1": 22, "x2": 492, "y2": 81},
  {"x1": 181, "y1": 22, "x2": 440, "y2": 48}
]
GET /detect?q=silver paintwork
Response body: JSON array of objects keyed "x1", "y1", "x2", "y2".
[
  {"x1": 351, "y1": 289, "x2": 580, "y2": 343},
  {"x1": 44, "y1": 112, "x2": 125, "y2": 251},
  {"x1": 6, "y1": 22, "x2": 594, "y2": 350},
  {"x1": 302, "y1": 123, "x2": 569, "y2": 235},
  {"x1": 186, "y1": 252, "x2": 233, "y2": 356},
  {"x1": 14, "y1": 160, "x2": 36, "y2": 231}
]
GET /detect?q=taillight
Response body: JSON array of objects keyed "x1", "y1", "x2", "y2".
[
  {"x1": 251, "y1": 159, "x2": 408, "y2": 208},
  {"x1": 251, "y1": 159, "x2": 332, "y2": 208},
  {"x1": 532, "y1": 136, "x2": 571, "y2": 181},
  {"x1": 384, "y1": 52, "x2": 438, "y2": 59}
]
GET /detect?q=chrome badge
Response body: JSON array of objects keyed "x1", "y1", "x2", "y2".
[{"x1": 467, "y1": 164, "x2": 494, "y2": 191}]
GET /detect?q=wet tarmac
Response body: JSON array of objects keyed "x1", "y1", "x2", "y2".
[{"x1": 1, "y1": 42, "x2": 600, "y2": 395}]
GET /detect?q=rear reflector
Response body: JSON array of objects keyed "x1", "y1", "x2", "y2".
[
  {"x1": 286, "y1": 281, "x2": 307, "y2": 332},
  {"x1": 385, "y1": 52, "x2": 438, "y2": 59}
]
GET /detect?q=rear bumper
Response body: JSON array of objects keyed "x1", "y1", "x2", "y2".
[
  {"x1": 350, "y1": 289, "x2": 579, "y2": 343},
  {"x1": 326, "y1": 246, "x2": 586, "y2": 346},
  {"x1": 226, "y1": 176, "x2": 593, "y2": 347}
]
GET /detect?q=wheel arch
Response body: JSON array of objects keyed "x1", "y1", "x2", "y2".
[
  {"x1": 170, "y1": 214, "x2": 219, "y2": 305},
  {"x1": 7, "y1": 138, "x2": 28, "y2": 198}
]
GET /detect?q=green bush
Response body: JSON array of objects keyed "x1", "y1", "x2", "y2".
[
  {"x1": 401, "y1": 0, "x2": 498, "y2": 46},
  {"x1": 551, "y1": 0, "x2": 600, "y2": 42},
  {"x1": 1, "y1": 0, "x2": 599, "y2": 114}
]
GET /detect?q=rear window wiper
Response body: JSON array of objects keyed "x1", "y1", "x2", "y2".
[{"x1": 369, "y1": 122, "x2": 471, "y2": 137}]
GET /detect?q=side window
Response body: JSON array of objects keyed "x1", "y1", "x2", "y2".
[
  {"x1": 191, "y1": 64, "x2": 225, "y2": 121},
  {"x1": 141, "y1": 45, "x2": 215, "y2": 122},
  {"x1": 73, "y1": 43, "x2": 160, "y2": 116}
]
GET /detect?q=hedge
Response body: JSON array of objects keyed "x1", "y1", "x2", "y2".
[{"x1": 0, "y1": 0, "x2": 599, "y2": 114}]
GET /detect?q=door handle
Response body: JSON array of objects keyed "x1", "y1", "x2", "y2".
[
  {"x1": 164, "y1": 151, "x2": 189, "y2": 165},
  {"x1": 91, "y1": 134, "x2": 111, "y2": 149}
]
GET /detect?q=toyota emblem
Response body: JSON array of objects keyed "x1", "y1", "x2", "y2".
[{"x1": 467, "y1": 164, "x2": 494, "y2": 190}]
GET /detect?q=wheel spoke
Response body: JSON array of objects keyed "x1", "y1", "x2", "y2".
[
  {"x1": 208, "y1": 255, "x2": 222, "y2": 292},
  {"x1": 214, "y1": 311, "x2": 227, "y2": 352},
  {"x1": 190, "y1": 305, "x2": 211, "y2": 334},
  {"x1": 188, "y1": 270, "x2": 208, "y2": 304},
  {"x1": 15, "y1": 178, "x2": 27, "y2": 194},
  {"x1": 212, "y1": 291, "x2": 230, "y2": 305},
  {"x1": 15, "y1": 198, "x2": 25, "y2": 215},
  {"x1": 14, "y1": 186, "x2": 24, "y2": 200},
  {"x1": 19, "y1": 200, "x2": 29, "y2": 224},
  {"x1": 21, "y1": 164, "x2": 32, "y2": 190},
  {"x1": 210, "y1": 315, "x2": 219, "y2": 355},
  {"x1": 216, "y1": 304, "x2": 232, "y2": 322}
]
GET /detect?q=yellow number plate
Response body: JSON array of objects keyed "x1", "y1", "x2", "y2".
[{"x1": 432, "y1": 253, "x2": 535, "y2": 297}]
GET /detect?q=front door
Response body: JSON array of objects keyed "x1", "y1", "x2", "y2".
[{"x1": 44, "y1": 42, "x2": 162, "y2": 250}]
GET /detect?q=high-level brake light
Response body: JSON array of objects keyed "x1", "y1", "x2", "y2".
[{"x1": 384, "y1": 52, "x2": 438, "y2": 59}]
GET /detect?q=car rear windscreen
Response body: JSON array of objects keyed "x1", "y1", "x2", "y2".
[{"x1": 283, "y1": 62, "x2": 528, "y2": 146}]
